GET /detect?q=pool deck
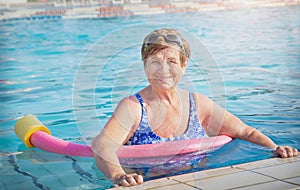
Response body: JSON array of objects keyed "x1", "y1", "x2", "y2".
[
  {"x1": 1, "y1": 0, "x2": 300, "y2": 21},
  {"x1": 110, "y1": 156, "x2": 300, "y2": 189}
]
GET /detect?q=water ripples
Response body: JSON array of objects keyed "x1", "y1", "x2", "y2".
[{"x1": 0, "y1": 6, "x2": 299, "y2": 189}]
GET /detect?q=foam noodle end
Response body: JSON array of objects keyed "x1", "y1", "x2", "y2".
[{"x1": 14, "y1": 115, "x2": 51, "y2": 148}]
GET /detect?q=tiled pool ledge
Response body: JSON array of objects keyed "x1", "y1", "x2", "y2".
[
  {"x1": 111, "y1": 156, "x2": 300, "y2": 189},
  {"x1": 1, "y1": 0, "x2": 300, "y2": 21}
]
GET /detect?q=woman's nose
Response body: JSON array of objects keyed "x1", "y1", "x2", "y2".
[{"x1": 159, "y1": 61, "x2": 170, "y2": 73}]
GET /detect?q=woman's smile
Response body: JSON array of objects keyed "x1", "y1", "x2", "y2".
[{"x1": 157, "y1": 75, "x2": 172, "y2": 82}]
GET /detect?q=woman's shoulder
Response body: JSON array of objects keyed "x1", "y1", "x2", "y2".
[
  {"x1": 112, "y1": 94, "x2": 142, "y2": 127},
  {"x1": 117, "y1": 94, "x2": 141, "y2": 109},
  {"x1": 191, "y1": 92, "x2": 212, "y2": 103},
  {"x1": 116, "y1": 94, "x2": 142, "y2": 115},
  {"x1": 191, "y1": 92, "x2": 214, "y2": 114}
]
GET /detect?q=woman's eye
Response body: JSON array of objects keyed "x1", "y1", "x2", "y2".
[{"x1": 151, "y1": 61, "x2": 160, "y2": 65}]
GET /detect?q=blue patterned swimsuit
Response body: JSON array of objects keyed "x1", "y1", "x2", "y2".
[{"x1": 126, "y1": 92, "x2": 207, "y2": 145}]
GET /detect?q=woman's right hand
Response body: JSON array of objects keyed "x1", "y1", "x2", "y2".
[
  {"x1": 274, "y1": 146, "x2": 299, "y2": 158},
  {"x1": 113, "y1": 173, "x2": 144, "y2": 187}
]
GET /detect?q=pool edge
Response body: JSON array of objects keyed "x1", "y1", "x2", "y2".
[{"x1": 110, "y1": 156, "x2": 300, "y2": 189}]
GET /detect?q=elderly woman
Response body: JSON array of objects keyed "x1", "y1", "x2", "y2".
[{"x1": 91, "y1": 28, "x2": 298, "y2": 187}]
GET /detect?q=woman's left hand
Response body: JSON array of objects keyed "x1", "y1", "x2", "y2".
[{"x1": 274, "y1": 146, "x2": 299, "y2": 158}]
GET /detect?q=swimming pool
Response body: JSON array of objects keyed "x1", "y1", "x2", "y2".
[{"x1": 1, "y1": 5, "x2": 299, "y2": 189}]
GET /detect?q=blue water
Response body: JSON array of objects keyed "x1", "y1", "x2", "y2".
[{"x1": 1, "y1": 5, "x2": 300, "y2": 189}]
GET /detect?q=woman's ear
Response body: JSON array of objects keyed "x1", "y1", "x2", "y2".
[
  {"x1": 184, "y1": 58, "x2": 188, "y2": 66},
  {"x1": 182, "y1": 58, "x2": 188, "y2": 71}
]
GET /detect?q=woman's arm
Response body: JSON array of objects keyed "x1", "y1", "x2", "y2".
[
  {"x1": 91, "y1": 97, "x2": 143, "y2": 186},
  {"x1": 196, "y1": 94, "x2": 298, "y2": 158}
]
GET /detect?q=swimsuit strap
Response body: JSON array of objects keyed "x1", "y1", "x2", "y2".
[
  {"x1": 135, "y1": 93, "x2": 146, "y2": 117},
  {"x1": 189, "y1": 92, "x2": 197, "y2": 121},
  {"x1": 186, "y1": 92, "x2": 207, "y2": 138},
  {"x1": 133, "y1": 93, "x2": 153, "y2": 133},
  {"x1": 189, "y1": 92, "x2": 195, "y2": 111}
]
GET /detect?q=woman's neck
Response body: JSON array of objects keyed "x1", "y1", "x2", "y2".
[{"x1": 142, "y1": 86, "x2": 184, "y2": 106}]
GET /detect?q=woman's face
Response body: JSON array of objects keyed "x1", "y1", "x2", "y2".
[{"x1": 144, "y1": 47, "x2": 187, "y2": 90}]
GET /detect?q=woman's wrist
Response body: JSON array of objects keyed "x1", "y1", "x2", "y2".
[{"x1": 271, "y1": 146, "x2": 278, "y2": 153}]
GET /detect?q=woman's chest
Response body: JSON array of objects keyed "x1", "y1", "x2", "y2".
[{"x1": 146, "y1": 102, "x2": 190, "y2": 138}]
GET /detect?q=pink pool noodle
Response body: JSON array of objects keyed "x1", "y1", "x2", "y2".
[
  {"x1": 30, "y1": 131, "x2": 232, "y2": 158},
  {"x1": 116, "y1": 135, "x2": 232, "y2": 158},
  {"x1": 30, "y1": 131, "x2": 93, "y2": 157}
]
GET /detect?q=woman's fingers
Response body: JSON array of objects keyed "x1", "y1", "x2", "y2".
[
  {"x1": 125, "y1": 175, "x2": 138, "y2": 186},
  {"x1": 114, "y1": 173, "x2": 144, "y2": 187},
  {"x1": 293, "y1": 148, "x2": 299, "y2": 156},
  {"x1": 133, "y1": 174, "x2": 144, "y2": 184},
  {"x1": 118, "y1": 177, "x2": 131, "y2": 187},
  {"x1": 277, "y1": 146, "x2": 287, "y2": 158},
  {"x1": 275, "y1": 146, "x2": 299, "y2": 158}
]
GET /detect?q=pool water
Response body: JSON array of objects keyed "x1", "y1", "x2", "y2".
[{"x1": 1, "y1": 5, "x2": 300, "y2": 189}]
